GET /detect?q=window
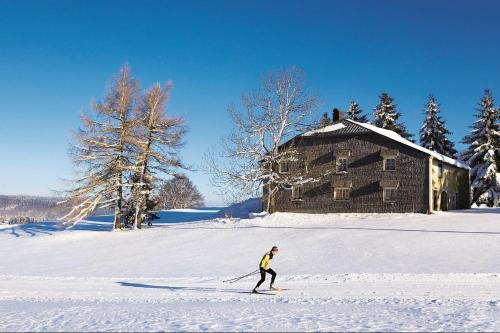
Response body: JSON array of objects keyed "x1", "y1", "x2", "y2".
[
  {"x1": 384, "y1": 158, "x2": 396, "y2": 171},
  {"x1": 292, "y1": 185, "x2": 303, "y2": 200},
  {"x1": 336, "y1": 158, "x2": 348, "y2": 173},
  {"x1": 279, "y1": 161, "x2": 289, "y2": 173},
  {"x1": 334, "y1": 187, "x2": 350, "y2": 201},
  {"x1": 383, "y1": 187, "x2": 397, "y2": 202},
  {"x1": 438, "y1": 163, "x2": 443, "y2": 177}
]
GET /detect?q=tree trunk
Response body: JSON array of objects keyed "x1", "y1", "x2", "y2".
[
  {"x1": 266, "y1": 183, "x2": 276, "y2": 214},
  {"x1": 266, "y1": 183, "x2": 272, "y2": 213},
  {"x1": 113, "y1": 207, "x2": 121, "y2": 230},
  {"x1": 133, "y1": 204, "x2": 142, "y2": 229},
  {"x1": 270, "y1": 188, "x2": 276, "y2": 214},
  {"x1": 113, "y1": 175, "x2": 122, "y2": 230}
]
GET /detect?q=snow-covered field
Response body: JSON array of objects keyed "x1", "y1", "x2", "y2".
[{"x1": 1, "y1": 207, "x2": 500, "y2": 331}]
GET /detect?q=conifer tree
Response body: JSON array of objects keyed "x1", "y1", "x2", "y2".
[
  {"x1": 460, "y1": 89, "x2": 500, "y2": 207},
  {"x1": 419, "y1": 95, "x2": 457, "y2": 158},
  {"x1": 319, "y1": 112, "x2": 331, "y2": 127},
  {"x1": 128, "y1": 82, "x2": 186, "y2": 229},
  {"x1": 62, "y1": 65, "x2": 138, "y2": 229},
  {"x1": 373, "y1": 93, "x2": 413, "y2": 140},
  {"x1": 62, "y1": 66, "x2": 187, "y2": 229},
  {"x1": 347, "y1": 100, "x2": 368, "y2": 122}
]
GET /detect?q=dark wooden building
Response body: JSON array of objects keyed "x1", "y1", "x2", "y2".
[{"x1": 268, "y1": 110, "x2": 470, "y2": 213}]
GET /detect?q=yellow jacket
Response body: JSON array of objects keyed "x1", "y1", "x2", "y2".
[{"x1": 260, "y1": 251, "x2": 273, "y2": 269}]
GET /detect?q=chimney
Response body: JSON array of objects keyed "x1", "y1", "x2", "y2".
[{"x1": 332, "y1": 108, "x2": 344, "y2": 123}]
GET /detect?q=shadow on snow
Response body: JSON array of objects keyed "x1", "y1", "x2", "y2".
[
  {"x1": 116, "y1": 281, "x2": 252, "y2": 294},
  {"x1": 0, "y1": 207, "x2": 223, "y2": 237}
]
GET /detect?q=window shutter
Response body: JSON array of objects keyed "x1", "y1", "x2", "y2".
[
  {"x1": 335, "y1": 149, "x2": 351, "y2": 158},
  {"x1": 380, "y1": 149, "x2": 399, "y2": 158},
  {"x1": 332, "y1": 179, "x2": 353, "y2": 188},
  {"x1": 379, "y1": 179, "x2": 399, "y2": 188}
]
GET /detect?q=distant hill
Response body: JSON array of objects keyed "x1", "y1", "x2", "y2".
[{"x1": 0, "y1": 195, "x2": 110, "y2": 223}]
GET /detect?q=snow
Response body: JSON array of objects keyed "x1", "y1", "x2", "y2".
[
  {"x1": 302, "y1": 122, "x2": 346, "y2": 136},
  {"x1": 218, "y1": 197, "x2": 262, "y2": 218},
  {"x1": 345, "y1": 119, "x2": 470, "y2": 170},
  {"x1": 1, "y1": 207, "x2": 500, "y2": 331}
]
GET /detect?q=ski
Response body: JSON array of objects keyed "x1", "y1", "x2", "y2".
[
  {"x1": 270, "y1": 288, "x2": 290, "y2": 291},
  {"x1": 251, "y1": 291, "x2": 276, "y2": 295},
  {"x1": 232, "y1": 290, "x2": 276, "y2": 295}
]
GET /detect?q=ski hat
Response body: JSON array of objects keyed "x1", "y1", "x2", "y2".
[{"x1": 271, "y1": 246, "x2": 278, "y2": 251}]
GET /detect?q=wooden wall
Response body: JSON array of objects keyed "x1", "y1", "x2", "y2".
[{"x1": 271, "y1": 132, "x2": 431, "y2": 213}]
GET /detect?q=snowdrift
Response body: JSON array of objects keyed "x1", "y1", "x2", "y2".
[{"x1": 217, "y1": 197, "x2": 263, "y2": 218}]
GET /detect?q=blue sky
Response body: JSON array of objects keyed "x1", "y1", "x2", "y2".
[{"x1": 1, "y1": 0, "x2": 499, "y2": 205}]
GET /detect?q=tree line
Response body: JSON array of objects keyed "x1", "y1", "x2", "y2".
[
  {"x1": 62, "y1": 65, "x2": 498, "y2": 227},
  {"x1": 320, "y1": 91, "x2": 499, "y2": 206}
]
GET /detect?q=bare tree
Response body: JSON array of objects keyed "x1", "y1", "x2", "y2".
[
  {"x1": 127, "y1": 82, "x2": 186, "y2": 229},
  {"x1": 205, "y1": 67, "x2": 323, "y2": 212},
  {"x1": 61, "y1": 65, "x2": 138, "y2": 229},
  {"x1": 155, "y1": 174, "x2": 204, "y2": 210}
]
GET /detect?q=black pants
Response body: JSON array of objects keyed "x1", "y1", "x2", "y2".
[{"x1": 254, "y1": 268, "x2": 276, "y2": 289}]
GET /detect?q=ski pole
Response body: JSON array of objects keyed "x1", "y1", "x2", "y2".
[
  {"x1": 222, "y1": 269, "x2": 258, "y2": 283},
  {"x1": 223, "y1": 269, "x2": 260, "y2": 283},
  {"x1": 227, "y1": 270, "x2": 260, "y2": 284},
  {"x1": 228, "y1": 270, "x2": 260, "y2": 284}
]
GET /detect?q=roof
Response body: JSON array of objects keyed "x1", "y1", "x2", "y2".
[
  {"x1": 300, "y1": 118, "x2": 470, "y2": 170},
  {"x1": 301, "y1": 120, "x2": 371, "y2": 137}
]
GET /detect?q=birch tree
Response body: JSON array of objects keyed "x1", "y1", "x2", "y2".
[
  {"x1": 61, "y1": 65, "x2": 138, "y2": 229},
  {"x1": 205, "y1": 67, "x2": 321, "y2": 212}
]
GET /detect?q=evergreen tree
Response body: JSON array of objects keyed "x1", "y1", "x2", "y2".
[
  {"x1": 419, "y1": 95, "x2": 457, "y2": 158},
  {"x1": 319, "y1": 112, "x2": 331, "y2": 127},
  {"x1": 373, "y1": 93, "x2": 413, "y2": 140},
  {"x1": 459, "y1": 89, "x2": 500, "y2": 207},
  {"x1": 347, "y1": 100, "x2": 368, "y2": 122}
]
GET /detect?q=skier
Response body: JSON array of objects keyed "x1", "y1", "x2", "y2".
[{"x1": 252, "y1": 246, "x2": 279, "y2": 293}]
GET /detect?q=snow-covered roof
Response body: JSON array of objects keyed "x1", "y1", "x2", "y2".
[
  {"x1": 299, "y1": 118, "x2": 469, "y2": 170},
  {"x1": 343, "y1": 119, "x2": 470, "y2": 170},
  {"x1": 302, "y1": 122, "x2": 346, "y2": 136}
]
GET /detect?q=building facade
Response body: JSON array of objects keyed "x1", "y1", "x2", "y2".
[{"x1": 267, "y1": 113, "x2": 470, "y2": 214}]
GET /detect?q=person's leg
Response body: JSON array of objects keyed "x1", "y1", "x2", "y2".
[
  {"x1": 253, "y1": 269, "x2": 266, "y2": 290},
  {"x1": 268, "y1": 268, "x2": 277, "y2": 287}
]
